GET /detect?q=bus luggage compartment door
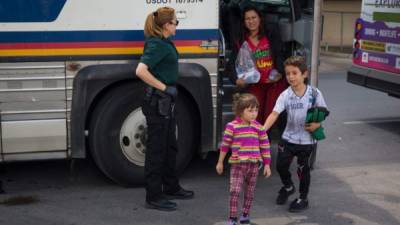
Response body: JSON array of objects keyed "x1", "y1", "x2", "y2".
[{"x1": 0, "y1": 62, "x2": 68, "y2": 161}]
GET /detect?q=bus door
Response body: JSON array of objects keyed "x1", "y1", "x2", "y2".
[{"x1": 218, "y1": 0, "x2": 316, "y2": 141}]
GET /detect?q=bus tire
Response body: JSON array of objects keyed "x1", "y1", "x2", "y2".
[
  {"x1": 88, "y1": 82, "x2": 197, "y2": 186},
  {"x1": 175, "y1": 91, "x2": 198, "y2": 175}
]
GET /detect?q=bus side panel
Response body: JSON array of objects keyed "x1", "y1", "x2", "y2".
[{"x1": 0, "y1": 62, "x2": 68, "y2": 160}]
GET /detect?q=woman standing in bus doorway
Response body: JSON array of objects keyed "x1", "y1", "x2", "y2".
[
  {"x1": 135, "y1": 6, "x2": 194, "y2": 212},
  {"x1": 228, "y1": 5, "x2": 288, "y2": 129}
]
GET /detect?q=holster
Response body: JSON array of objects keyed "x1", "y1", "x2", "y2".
[{"x1": 144, "y1": 86, "x2": 175, "y2": 117}]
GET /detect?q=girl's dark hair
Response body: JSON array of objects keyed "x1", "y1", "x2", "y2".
[
  {"x1": 144, "y1": 7, "x2": 175, "y2": 37},
  {"x1": 241, "y1": 5, "x2": 265, "y2": 39},
  {"x1": 232, "y1": 93, "x2": 259, "y2": 116}
]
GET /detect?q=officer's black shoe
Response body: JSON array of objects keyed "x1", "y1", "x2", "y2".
[
  {"x1": 145, "y1": 198, "x2": 177, "y2": 211},
  {"x1": 289, "y1": 198, "x2": 309, "y2": 213},
  {"x1": 276, "y1": 185, "x2": 295, "y2": 205},
  {"x1": 164, "y1": 188, "x2": 194, "y2": 200}
]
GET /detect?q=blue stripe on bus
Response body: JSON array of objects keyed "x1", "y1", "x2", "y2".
[
  {"x1": 0, "y1": 0, "x2": 67, "y2": 22},
  {"x1": 0, "y1": 29, "x2": 219, "y2": 43}
]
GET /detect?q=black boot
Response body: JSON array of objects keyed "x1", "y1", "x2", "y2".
[
  {"x1": 145, "y1": 198, "x2": 177, "y2": 211},
  {"x1": 164, "y1": 187, "x2": 194, "y2": 200}
]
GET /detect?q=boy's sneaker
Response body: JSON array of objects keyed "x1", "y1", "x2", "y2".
[
  {"x1": 276, "y1": 185, "x2": 295, "y2": 205},
  {"x1": 289, "y1": 198, "x2": 309, "y2": 212},
  {"x1": 239, "y1": 214, "x2": 250, "y2": 225},
  {"x1": 226, "y1": 219, "x2": 237, "y2": 225}
]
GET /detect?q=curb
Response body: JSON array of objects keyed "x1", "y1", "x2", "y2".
[{"x1": 320, "y1": 50, "x2": 352, "y2": 58}]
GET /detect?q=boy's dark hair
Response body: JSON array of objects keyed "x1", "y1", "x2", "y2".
[
  {"x1": 284, "y1": 56, "x2": 307, "y2": 73},
  {"x1": 232, "y1": 93, "x2": 259, "y2": 116}
]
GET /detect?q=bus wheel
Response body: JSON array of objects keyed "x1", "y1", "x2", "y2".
[
  {"x1": 174, "y1": 91, "x2": 198, "y2": 175},
  {"x1": 88, "y1": 82, "x2": 197, "y2": 186}
]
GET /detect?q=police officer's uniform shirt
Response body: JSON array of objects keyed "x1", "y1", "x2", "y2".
[
  {"x1": 140, "y1": 37, "x2": 179, "y2": 85},
  {"x1": 273, "y1": 85, "x2": 327, "y2": 145}
]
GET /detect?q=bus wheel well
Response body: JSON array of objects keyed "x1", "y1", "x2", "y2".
[{"x1": 84, "y1": 80, "x2": 139, "y2": 132}]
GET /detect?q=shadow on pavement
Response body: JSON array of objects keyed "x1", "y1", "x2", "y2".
[{"x1": 368, "y1": 120, "x2": 400, "y2": 136}]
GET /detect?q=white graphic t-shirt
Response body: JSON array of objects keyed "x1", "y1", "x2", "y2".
[{"x1": 273, "y1": 85, "x2": 328, "y2": 145}]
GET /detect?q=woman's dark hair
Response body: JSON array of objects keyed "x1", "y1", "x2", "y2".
[
  {"x1": 232, "y1": 93, "x2": 259, "y2": 116},
  {"x1": 241, "y1": 5, "x2": 265, "y2": 40}
]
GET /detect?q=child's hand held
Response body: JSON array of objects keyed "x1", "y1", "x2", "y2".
[
  {"x1": 216, "y1": 162, "x2": 224, "y2": 175},
  {"x1": 263, "y1": 165, "x2": 271, "y2": 178}
]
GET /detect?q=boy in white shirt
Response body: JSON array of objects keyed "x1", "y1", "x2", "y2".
[{"x1": 264, "y1": 56, "x2": 328, "y2": 212}]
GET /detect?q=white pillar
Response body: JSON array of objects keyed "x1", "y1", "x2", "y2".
[{"x1": 311, "y1": 0, "x2": 323, "y2": 87}]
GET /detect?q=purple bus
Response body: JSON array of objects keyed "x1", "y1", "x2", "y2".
[{"x1": 347, "y1": 0, "x2": 400, "y2": 97}]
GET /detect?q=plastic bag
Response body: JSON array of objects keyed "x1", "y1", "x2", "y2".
[{"x1": 235, "y1": 41, "x2": 260, "y2": 84}]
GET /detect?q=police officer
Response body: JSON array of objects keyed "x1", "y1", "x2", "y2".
[{"x1": 135, "y1": 7, "x2": 194, "y2": 211}]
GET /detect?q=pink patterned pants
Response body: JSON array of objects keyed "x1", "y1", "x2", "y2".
[{"x1": 229, "y1": 163, "x2": 259, "y2": 218}]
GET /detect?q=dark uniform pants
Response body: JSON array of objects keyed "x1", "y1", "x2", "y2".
[
  {"x1": 277, "y1": 140, "x2": 314, "y2": 199},
  {"x1": 142, "y1": 98, "x2": 180, "y2": 202}
]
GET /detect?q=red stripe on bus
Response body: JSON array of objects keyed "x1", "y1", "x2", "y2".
[{"x1": 0, "y1": 40, "x2": 202, "y2": 49}]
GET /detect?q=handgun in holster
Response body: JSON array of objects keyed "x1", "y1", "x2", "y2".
[{"x1": 144, "y1": 86, "x2": 174, "y2": 117}]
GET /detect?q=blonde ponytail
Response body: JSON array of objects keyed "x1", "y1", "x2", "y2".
[{"x1": 144, "y1": 7, "x2": 175, "y2": 38}]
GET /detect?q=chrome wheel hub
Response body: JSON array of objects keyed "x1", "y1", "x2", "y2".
[{"x1": 120, "y1": 108, "x2": 147, "y2": 166}]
